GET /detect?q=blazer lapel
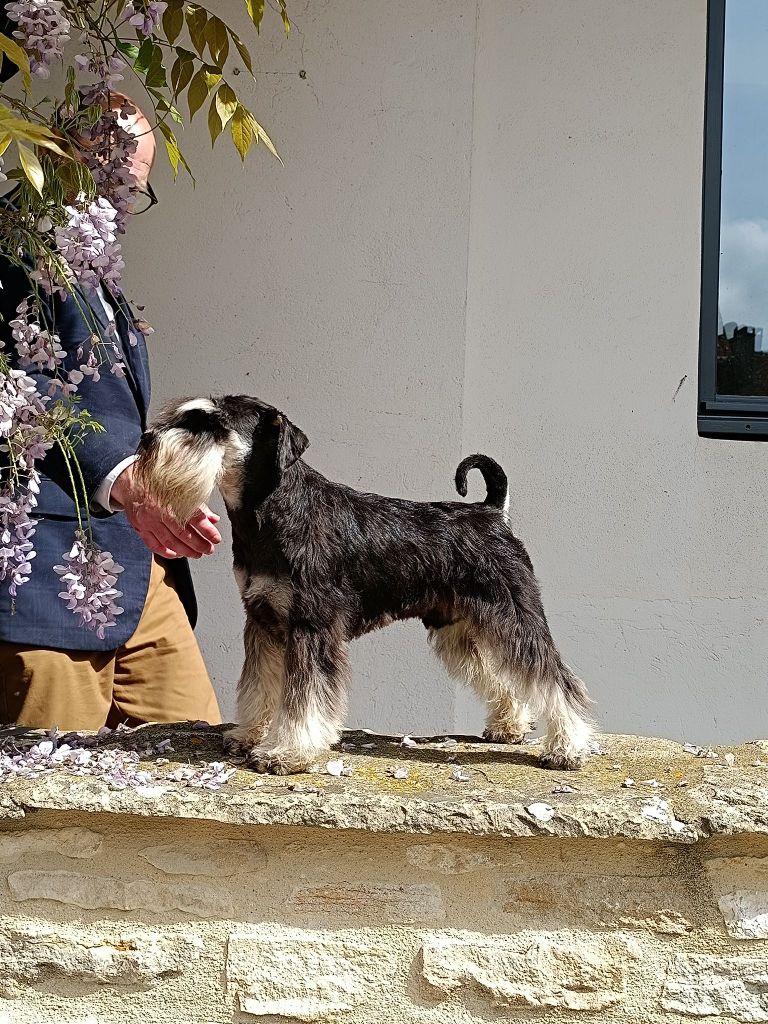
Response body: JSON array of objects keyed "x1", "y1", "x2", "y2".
[
  {"x1": 81, "y1": 285, "x2": 149, "y2": 425},
  {"x1": 109, "y1": 288, "x2": 150, "y2": 417}
]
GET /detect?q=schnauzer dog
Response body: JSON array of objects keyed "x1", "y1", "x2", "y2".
[{"x1": 136, "y1": 395, "x2": 592, "y2": 774}]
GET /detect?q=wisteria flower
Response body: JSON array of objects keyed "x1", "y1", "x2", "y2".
[
  {"x1": 79, "y1": 98, "x2": 141, "y2": 234},
  {"x1": 49, "y1": 197, "x2": 125, "y2": 292},
  {"x1": 0, "y1": 486, "x2": 37, "y2": 597},
  {"x1": 54, "y1": 532, "x2": 124, "y2": 638},
  {"x1": 5, "y1": 0, "x2": 71, "y2": 78},
  {"x1": 74, "y1": 51, "x2": 125, "y2": 90},
  {"x1": 10, "y1": 299, "x2": 65, "y2": 372},
  {"x1": 123, "y1": 1, "x2": 167, "y2": 36}
]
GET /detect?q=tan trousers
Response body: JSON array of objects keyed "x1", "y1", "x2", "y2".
[{"x1": 0, "y1": 557, "x2": 222, "y2": 730}]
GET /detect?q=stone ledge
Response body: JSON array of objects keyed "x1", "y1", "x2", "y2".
[{"x1": 1, "y1": 724, "x2": 766, "y2": 842}]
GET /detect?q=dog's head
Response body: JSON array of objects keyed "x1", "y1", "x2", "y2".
[
  {"x1": 215, "y1": 395, "x2": 309, "y2": 475},
  {"x1": 136, "y1": 395, "x2": 309, "y2": 522}
]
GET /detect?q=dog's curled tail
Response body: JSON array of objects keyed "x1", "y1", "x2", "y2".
[
  {"x1": 134, "y1": 397, "x2": 229, "y2": 524},
  {"x1": 454, "y1": 454, "x2": 509, "y2": 513}
]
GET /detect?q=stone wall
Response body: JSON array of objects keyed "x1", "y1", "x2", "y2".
[
  {"x1": 3, "y1": 815, "x2": 768, "y2": 1023},
  {"x1": 2, "y1": 726, "x2": 768, "y2": 1022}
]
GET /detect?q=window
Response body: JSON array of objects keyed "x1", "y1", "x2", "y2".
[{"x1": 699, "y1": 0, "x2": 768, "y2": 438}]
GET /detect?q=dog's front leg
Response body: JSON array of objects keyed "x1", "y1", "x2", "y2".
[
  {"x1": 223, "y1": 621, "x2": 283, "y2": 755},
  {"x1": 246, "y1": 626, "x2": 348, "y2": 776}
]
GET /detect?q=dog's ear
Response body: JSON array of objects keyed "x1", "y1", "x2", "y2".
[{"x1": 271, "y1": 412, "x2": 309, "y2": 472}]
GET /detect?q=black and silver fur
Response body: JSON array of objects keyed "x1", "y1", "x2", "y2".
[{"x1": 136, "y1": 395, "x2": 593, "y2": 774}]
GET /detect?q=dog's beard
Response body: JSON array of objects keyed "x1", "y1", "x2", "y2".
[{"x1": 135, "y1": 426, "x2": 227, "y2": 523}]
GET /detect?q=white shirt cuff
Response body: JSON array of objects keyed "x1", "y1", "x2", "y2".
[{"x1": 93, "y1": 455, "x2": 138, "y2": 513}]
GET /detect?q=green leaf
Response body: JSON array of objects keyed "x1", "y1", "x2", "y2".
[
  {"x1": 64, "y1": 64, "x2": 77, "y2": 113},
  {"x1": 231, "y1": 32, "x2": 254, "y2": 76},
  {"x1": 230, "y1": 103, "x2": 253, "y2": 161},
  {"x1": 171, "y1": 56, "x2": 192, "y2": 96},
  {"x1": 214, "y1": 83, "x2": 238, "y2": 129},
  {"x1": 187, "y1": 67, "x2": 210, "y2": 119},
  {"x1": 246, "y1": 0, "x2": 265, "y2": 31},
  {"x1": 207, "y1": 97, "x2": 223, "y2": 145},
  {"x1": 0, "y1": 107, "x2": 69, "y2": 157},
  {"x1": 150, "y1": 91, "x2": 184, "y2": 125},
  {"x1": 186, "y1": 5, "x2": 208, "y2": 56},
  {"x1": 279, "y1": 0, "x2": 290, "y2": 34},
  {"x1": 0, "y1": 135, "x2": 10, "y2": 158},
  {"x1": 157, "y1": 120, "x2": 181, "y2": 179},
  {"x1": 0, "y1": 33, "x2": 31, "y2": 91},
  {"x1": 170, "y1": 47, "x2": 195, "y2": 95},
  {"x1": 203, "y1": 67, "x2": 222, "y2": 90},
  {"x1": 116, "y1": 40, "x2": 140, "y2": 61},
  {"x1": 248, "y1": 109, "x2": 281, "y2": 162},
  {"x1": 145, "y1": 45, "x2": 167, "y2": 89},
  {"x1": 162, "y1": 0, "x2": 184, "y2": 44},
  {"x1": 134, "y1": 37, "x2": 154, "y2": 74},
  {"x1": 176, "y1": 145, "x2": 194, "y2": 182},
  {"x1": 17, "y1": 142, "x2": 44, "y2": 195},
  {"x1": 206, "y1": 16, "x2": 229, "y2": 67}
]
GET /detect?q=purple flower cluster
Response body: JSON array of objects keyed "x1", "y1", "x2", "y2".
[
  {"x1": 0, "y1": 486, "x2": 36, "y2": 597},
  {"x1": 74, "y1": 52, "x2": 125, "y2": 91},
  {"x1": 10, "y1": 298, "x2": 88, "y2": 399},
  {"x1": 54, "y1": 532, "x2": 125, "y2": 639},
  {"x1": 5, "y1": 0, "x2": 71, "y2": 79},
  {"x1": 10, "y1": 298, "x2": 64, "y2": 373},
  {"x1": 54, "y1": 197, "x2": 125, "y2": 290},
  {"x1": 123, "y1": 1, "x2": 167, "y2": 36},
  {"x1": 0, "y1": 359, "x2": 51, "y2": 596},
  {"x1": 79, "y1": 95, "x2": 141, "y2": 235}
]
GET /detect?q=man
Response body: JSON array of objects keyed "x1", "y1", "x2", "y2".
[{"x1": 0, "y1": 94, "x2": 223, "y2": 729}]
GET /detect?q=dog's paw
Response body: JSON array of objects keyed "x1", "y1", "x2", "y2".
[
  {"x1": 539, "y1": 748, "x2": 588, "y2": 771},
  {"x1": 246, "y1": 747, "x2": 312, "y2": 775},
  {"x1": 223, "y1": 726, "x2": 268, "y2": 756},
  {"x1": 483, "y1": 726, "x2": 529, "y2": 745}
]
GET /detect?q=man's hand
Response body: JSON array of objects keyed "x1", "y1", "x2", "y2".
[{"x1": 111, "y1": 463, "x2": 221, "y2": 559}]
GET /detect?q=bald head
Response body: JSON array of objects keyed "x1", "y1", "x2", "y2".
[{"x1": 108, "y1": 93, "x2": 156, "y2": 191}]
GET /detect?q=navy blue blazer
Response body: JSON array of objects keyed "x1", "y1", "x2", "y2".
[{"x1": 0, "y1": 246, "x2": 197, "y2": 650}]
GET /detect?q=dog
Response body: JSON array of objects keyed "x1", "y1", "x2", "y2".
[{"x1": 135, "y1": 395, "x2": 593, "y2": 774}]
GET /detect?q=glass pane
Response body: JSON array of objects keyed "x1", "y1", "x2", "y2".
[{"x1": 718, "y1": 0, "x2": 768, "y2": 397}]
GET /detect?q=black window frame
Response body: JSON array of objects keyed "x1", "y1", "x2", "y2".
[{"x1": 698, "y1": 0, "x2": 768, "y2": 439}]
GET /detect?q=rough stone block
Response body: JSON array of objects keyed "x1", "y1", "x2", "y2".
[
  {"x1": 706, "y1": 858, "x2": 768, "y2": 939},
  {"x1": 503, "y1": 875, "x2": 693, "y2": 934},
  {"x1": 287, "y1": 882, "x2": 444, "y2": 923},
  {"x1": 7, "y1": 869, "x2": 234, "y2": 917},
  {"x1": 0, "y1": 828, "x2": 102, "y2": 862},
  {"x1": 0, "y1": 922, "x2": 201, "y2": 992},
  {"x1": 421, "y1": 931, "x2": 640, "y2": 1010},
  {"x1": 662, "y1": 954, "x2": 768, "y2": 1021},
  {"x1": 138, "y1": 838, "x2": 266, "y2": 876},
  {"x1": 226, "y1": 927, "x2": 388, "y2": 1020}
]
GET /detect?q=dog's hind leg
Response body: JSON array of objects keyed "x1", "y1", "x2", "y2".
[
  {"x1": 428, "y1": 621, "x2": 533, "y2": 744},
  {"x1": 535, "y1": 662, "x2": 593, "y2": 770},
  {"x1": 494, "y1": 603, "x2": 593, "y2": 770},
  {"x1": 247, "y1": 626, "x2": 349, "y2": 775},
  {"x1": 431, "y1": 609, "x2": 592, "y2": 769},
  {"x1": 223, "y1": 620, "x2": 283, "y2": 755}
]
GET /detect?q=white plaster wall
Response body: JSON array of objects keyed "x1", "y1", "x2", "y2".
[
  {"x1": 124, "y1": 0, "x2": 476, "y2": 730},
  {"x1": 124, "y1": 0, "x2": 768, "y2": 743}
]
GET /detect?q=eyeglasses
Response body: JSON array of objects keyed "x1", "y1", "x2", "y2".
[{"x1": 132, "y1": 182, "x2": 158, "y2": 215}]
